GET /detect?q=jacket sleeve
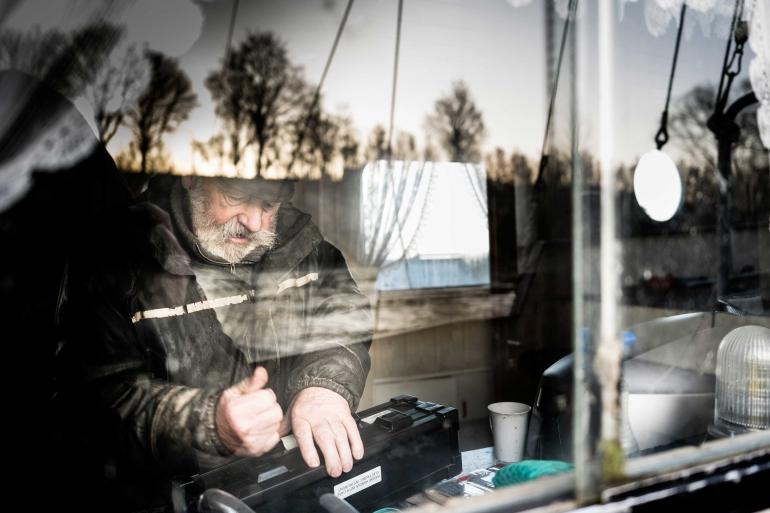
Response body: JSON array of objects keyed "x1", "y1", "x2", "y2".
[
  {"x1": 285, "y1": 242, "x2": 373, "y2": 412},
  {"x1": 58, "y1": 250, "x2": 231, "y2": 480}
]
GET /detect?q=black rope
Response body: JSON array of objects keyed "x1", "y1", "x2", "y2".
[
  {"x1": 534, "y1": 0, "x2": 577, "y2": 186},
  {"x1": 386, "y1": 0, "x2": 404, "y2": 157},
  {"x1": 654, "y1": 2, "x2": 687, "y2": 150}
]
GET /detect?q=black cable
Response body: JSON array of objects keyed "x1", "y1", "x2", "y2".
[
  {"x1": 654, "y1": 2, "x2": 687, "y2": 149},
  {"x1": 534, "y1": 0, "x2": 577, "y2": 186},
  {"x1": 199, "y1": 489, "x2": 256, "y2": 513},
  {"x1": 319, "y1": 493, "x2": 360, "y2": 513}
]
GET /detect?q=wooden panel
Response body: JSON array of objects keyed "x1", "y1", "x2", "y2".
[
  {"x1": 373, "y1": 320, "x2": 493, "y2": 379},
  {"x1": 374, "y1": 287, "x2": 515, "y2": 338}
]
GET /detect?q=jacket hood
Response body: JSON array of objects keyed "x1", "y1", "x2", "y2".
[{"x1": 142, "y1": 175, "x2": 322, "y2": 277}]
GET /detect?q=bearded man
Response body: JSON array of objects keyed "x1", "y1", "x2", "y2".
[{"x1": 58, "y1": 174, "x2": 372, "y2": 512}]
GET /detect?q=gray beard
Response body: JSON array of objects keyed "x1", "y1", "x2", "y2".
[{"x1": 189, "y1": 187, "x2": 278, "y2": 264}]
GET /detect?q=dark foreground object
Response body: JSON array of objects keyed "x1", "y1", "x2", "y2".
[{"x1": 176, "y1": 395, "x2": 462, "y2": 513}]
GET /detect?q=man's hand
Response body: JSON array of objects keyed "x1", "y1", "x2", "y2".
[
  {"x1": 280, "y1": 387, "x2": 363, "y2": 478},
  {"x1": 216, "y1": 366, "x2": 283, "y2": 456}
]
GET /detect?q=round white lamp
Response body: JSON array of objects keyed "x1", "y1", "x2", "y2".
[{"x1": 633, "y1": 149, "x2": 682, "y2": 222}]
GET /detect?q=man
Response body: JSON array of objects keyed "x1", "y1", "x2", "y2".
[{"x1": 58, "y1": 173, "x2": 372, "y2": 512}]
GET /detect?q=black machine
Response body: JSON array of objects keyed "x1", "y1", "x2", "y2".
[{"x1": 175, "y1": 395, "x2": 461, "y2": 513}]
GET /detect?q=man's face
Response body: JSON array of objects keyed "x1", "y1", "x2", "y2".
[{"x1": 189, "y1": 179, "x2": 280, "y2": 263}]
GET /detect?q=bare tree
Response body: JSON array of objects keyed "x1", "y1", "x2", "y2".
[
  {"x1": 425, "y1": 80, "x2": 486, "y2": 162},
  {"x1": 206, "y1": 32, "x2": 308, "y2": 176},
  {"x1": 669, "y1": 85, "x2": 719, "y2": 171},
  {"x1": 88, "y1": 44, "x2": 148, "y2": 145},
  {"x1": 289, "y1": 100, "x2": 341, "y2": 179},
  {"x1": 205, "y1": 50, "x2": 250, "y2": 169},
  {"x1": 125, "y1": 50, "x2": 197, "y2": 173}
]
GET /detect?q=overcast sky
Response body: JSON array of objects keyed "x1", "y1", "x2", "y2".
[{"x1": 2, "y1": 0, "x2": 758, "y2": 173}]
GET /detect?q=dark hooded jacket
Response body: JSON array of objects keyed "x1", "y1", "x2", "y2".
[{"x1": 57, "y1": 176, "x2": 372, "y2": 512}]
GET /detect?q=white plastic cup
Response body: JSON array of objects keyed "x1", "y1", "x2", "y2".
[{"x1": 488, "y1": 402, "x2": 531, "y2": 463}]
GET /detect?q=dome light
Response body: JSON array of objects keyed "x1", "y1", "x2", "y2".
[{"x1": 710, "y1": 325, "x2": 770, "y2": 437}]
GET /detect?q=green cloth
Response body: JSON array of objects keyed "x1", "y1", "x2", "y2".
[{"x1": 492, "y1": 460, "x2": 573, "y2": 487}]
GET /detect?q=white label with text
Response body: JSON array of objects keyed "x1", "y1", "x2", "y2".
[{"x1": 333, "y1": 466, "x2": 382, "y2": 499}]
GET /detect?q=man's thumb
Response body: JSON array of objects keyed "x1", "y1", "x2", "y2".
[
  {"x1": 237, "y1": 366, "x2": 268, "y2": 394},
  {"x1": 279, "y1": 413, "x2": 291, "y2": 437}
]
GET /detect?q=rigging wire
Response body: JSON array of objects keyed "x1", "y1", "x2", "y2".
[
  {"x1": 315, "y1": 0, "x2": 355, "y2": 98},
  {"x1": 534, "y1": 0, "x2": 578, "y2": 186},
  {"x1": 386, "y1": 0, "x2": 404, "y2": 156},
  {"x1": 383, "y1": 0, "x2": 414, "y2": 289},
  {"x1": 224, "y1": 0, "x2": 240, "y2": 65},
  {"x1": 287, "y1": 0, "x2": 354, "y2": 175},
  {"x1": 205, "y1": 0, "x2": 240, "y2": 176}
]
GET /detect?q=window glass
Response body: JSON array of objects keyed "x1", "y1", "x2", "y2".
[
  {"x1": 0, "y1": 2, "x2": 537, "y2": 512},
  {"x1": 571, "y1": 0, "x2": 769, "y2": 498},
  {"x1": 2, "y1": 1, "x2": 768, "y2": 512}
]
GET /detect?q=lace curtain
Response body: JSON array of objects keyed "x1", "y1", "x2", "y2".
[{"x1": 359, "y1": 160, "x2": 432, "y2": 267}]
